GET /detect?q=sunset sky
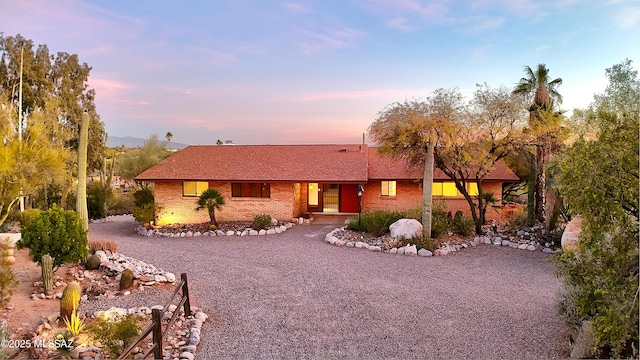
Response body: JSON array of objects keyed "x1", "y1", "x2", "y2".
[{"x1": 1, "y1": 0, "x2": 638, "y2": 145}]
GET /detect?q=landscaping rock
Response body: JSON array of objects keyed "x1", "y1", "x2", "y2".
[
  {"x1": 418, "y1": 249, "x2": 432, "y2": 257},
  {"x1": 389, "y1": 219, "x2": 423, "y2": 240},
  {"x1": 404, "y1": 245, "x2": 418, "y2": 256}
]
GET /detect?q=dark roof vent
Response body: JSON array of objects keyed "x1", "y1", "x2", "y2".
[{"x1": 339, "y1": 148, "x2": 348, "y2": 152}]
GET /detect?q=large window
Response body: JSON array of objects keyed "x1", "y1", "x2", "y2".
[
  {"x1": 232, "y1": 183, "x2": 270, "y2": 198},
  {"x1": 432, "y1": 182, "x2": 479, "y2": 197},
  {"x1": 381, "y1": 181, "x2": 396, "y2": 197},
  {"x1": 183, "y1": 181, "x2": 208, "y2": 197}
]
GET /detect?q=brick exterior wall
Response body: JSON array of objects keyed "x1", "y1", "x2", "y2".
[
  {"x1": 154, "y1": 181, "x2": 298, "y2": 225},
  {"x1": 154, "y1": 180, "x2": 508, "y2": 225},
  {"x1": 362, "y1": 180, "x2": 507, "y2": 224}
]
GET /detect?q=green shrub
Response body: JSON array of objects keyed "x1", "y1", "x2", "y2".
[
  {"x1": 17, "y1": 205, "x2": 88, "y2": 269},
  {"x1": 87, "y1": 314, "x2": 141, "y2": 358},
  {"x1": 406, "y1": 235, "x2": 442, "y2": 251},
  {"x1": 251, "y1": 214, "x2": 272, "y2": 230},
  {"x1": 507, "y1": 209, "x2": 527, "y2": 230},
  {"x1": 87, "y1": 182, "x2": 107, "y2": 220},
  {"x1": 19, "y1": 209, "x2": 42, "y2": 227},
  {"x1": 451, "y1": 211, "x2": 475, "y2": 236},
  {"x1": 132, "y1": 202, "x2": 158, "y2": 224},
  {"x1": 133, "y1": 188, "x2": 154, "y2": 207},
  {"x1": 347, "y1": 210, "x2": 405, "y2": 237},
  {"x1": 554, "y1": 221, "x2": 639, "y2": 357}
]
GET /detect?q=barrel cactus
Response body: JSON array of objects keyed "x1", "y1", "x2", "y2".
[
  {"x1": 119, "y1": 268, "x2": 134, "y2": 291},
  {"x1": 41, "y1": 254, "x2": 53, "y2": 295},
  {"x1": 85, "y1": 254, "x2": 101, "y2": 270},
  {"x1": 60, "y1": 281, "x2": 82, "y2": 326}
]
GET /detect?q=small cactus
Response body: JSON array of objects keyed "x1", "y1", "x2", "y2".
[
  {"x1": 60, "y1": 281, "x2": 82, "y2": 326},
  {"x1": 41, "y1": 254, "x2": 53, "y2": 295},
  {"x1": 119, "y1": 268, "x2": 134, "y2": 291},
  {"x1": 85, "y1": 254, "x2": 101, "y2": 270}
]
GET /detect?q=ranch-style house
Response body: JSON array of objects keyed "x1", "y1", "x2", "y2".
[{"x1": 134, "y1": 144, "x2": 520, "y2": 225}]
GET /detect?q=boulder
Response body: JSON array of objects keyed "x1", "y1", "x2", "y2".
[
  {"x1": 561, "y1": 216, "x2": 582, "y2": 252},
  {"x1": 418, "y1": 249, "x2": 432, "y2": 257},
  {"x1": 389, "y1": 219, "x2": 423, "y2": 240},
  {"x1": 404, "y1": 244, "x2": 418, "y2": 256}
]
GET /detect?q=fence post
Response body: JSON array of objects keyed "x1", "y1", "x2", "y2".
[
  {"x1": 181, "y1": 273, "x2": 191, "y2": 317},
  {"x1": 152, "y1": 308, "x2": 163, "y2": 359}
]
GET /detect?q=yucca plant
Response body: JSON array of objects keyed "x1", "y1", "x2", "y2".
[{"x1": 64, "y1": 308, "x2": 85, "y2": 336}]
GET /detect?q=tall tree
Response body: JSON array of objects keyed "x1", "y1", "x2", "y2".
[
  {"x1": 0, "y1": 98, "x2": 69, "y2": 225},
  {"x1": 551, "y1": 59, "x2": 639, "y2": 358},
  {"x1": 165, "y1": 131, "x2": 173, "y2": 149},
  {"x1": 0, "y1": 34, "x2": 106, "y2": 209},
  {"x1": 117, "y1": 134, "x2": 171, "y2": 183},
  {"x1": 512, "y1": 64, "x2": 563, "y2": 228},
  {"x1": 369, "y1": 90, "x2": 464, "y2": 238},
  {"x1": 435, "y1": 85, "x2": 527, "y2": 234}
]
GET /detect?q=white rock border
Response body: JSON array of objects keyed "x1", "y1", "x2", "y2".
[
  {"x1": 137, "y1": 222, "x2": 296, "y2": 238},
  {"x1": 324, "y1": 226, "x2": 556, "y2": 256}
]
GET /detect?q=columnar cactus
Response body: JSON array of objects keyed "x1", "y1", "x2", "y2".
[
  {"x1": 60, "y1": 281, "x2": 81, "y2": 326},
  {"x1": 41, "y1": 254, "x2": 53, "y2": 295},
  {"x1": 119, "y1": 268, "x2": 134, "y2": 291}
]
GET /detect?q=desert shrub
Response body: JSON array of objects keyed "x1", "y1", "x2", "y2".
[
  {"x1": 406, "y1": 235, "x2": 442, "y2": 251},
  {"x1": 87, "y1": 182, "x2": 108, "y2": 220},
  {"x1": 87, "y1": 314, "x2": 141, "y2": 358},
  {"x1": 251, "y1": 214, "x2": 272, "y2": 230},
  {"x1": 19, "y1": 209, "x2": 42, "y2": 227},
  {"x1": 88, "y1": 240, "x2": 118, "y2": 254},
  {"x1": 554, "y1": 222, "x2": 639, "y2": 357},
  {"x1": 0, "y1": 241, "x2": 18, "y2": 308},
  {"x1": 403, "y1": 207, "x2": 422, "y2": 221},
  {"x1": 132, "y1": 202, "x2": 158, "y2": 224},
  {"x1": 507, "y1": 209, "x2": 528, "y2": 230},
  {"x1": 451, "y1": 211, "x2": 475, "y2": 236},
  {"x1": 347, "y1": 210, "x2": 405, "y2": 237},
  {"x1": 107, "y1": 194, "x2": 134, "y2": 215},
  {"x1": 17, "y1": 205, "x2": 88, "y2": 269},
  {"x1": 133, "y1": 188, "x2": 154, "y2": 207}
]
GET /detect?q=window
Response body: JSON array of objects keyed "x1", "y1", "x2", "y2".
[
  {"x1": 468, "y1": 182, "x2": 479, "y2": 196},
  {"x1": 432, "y1": 181, "x2": 479, "y2": 197},
  {"x1": 183, "y1": 181, "x2": 208, "y2": 197},
  {"x1": 381, "y1": 181, "x2": 396, "y2": 197},
  {"x1": 232, "y1": 183, "x2": 270, "y2": 198}
]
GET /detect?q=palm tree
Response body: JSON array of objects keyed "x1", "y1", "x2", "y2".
[
  {"x1": 513, "y1": 64, "x2": 563, "y2": 227},
  {"x1": 165, "y1": 132, "x2": 173, "y2": 149},
  {"x1": 195, "y1": 188, "x2": 225, "y2": 226}
]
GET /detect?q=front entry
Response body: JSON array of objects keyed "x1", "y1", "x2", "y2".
[{"x1": 307, "y1": 183, "x2": 358, "y2": 213}]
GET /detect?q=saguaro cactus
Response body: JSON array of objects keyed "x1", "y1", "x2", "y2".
[
  {"x1": 60, "y1": 281, "x2": 81, "y2": 326},
  {"x1": 41, "y1": 254, "x2": 53, "y2": 295},
  {"x1": 76, "y1": 111, "x2": 89, "y2": 231}
]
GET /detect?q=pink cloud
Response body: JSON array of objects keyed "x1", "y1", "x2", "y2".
[{"x1": 277, "y1": 88, "x2": 431, "y2": 102}]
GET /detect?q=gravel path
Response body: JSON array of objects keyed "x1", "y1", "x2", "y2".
[{"x1": 89, "y1": 219, "x2": 568, "y2": 359}]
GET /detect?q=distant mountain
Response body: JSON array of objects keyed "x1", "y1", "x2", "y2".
[{"x1": 108, "y1": 136, "x2": 187, "y2": 150}]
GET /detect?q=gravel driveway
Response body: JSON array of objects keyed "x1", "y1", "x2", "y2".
[{"x1": 89, "y1": 219, "x2": 568, "y2": 359}]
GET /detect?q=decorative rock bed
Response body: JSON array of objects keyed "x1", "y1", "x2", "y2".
[
  {"x1": 137, "y1": 221, "x2": 297, "y2": 238},
  {"x1": 23, "y1": 249, "x2": 207, "y2": 360},
  {"x1": 325, "y1": 225, "x2": 560, "y2": 256},
  {"x1": 29, "y1": 304, "x2": 207, "y2": 360}
]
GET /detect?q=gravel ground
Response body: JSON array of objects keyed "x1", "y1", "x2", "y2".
[{"x1": 89, "y1": 218, "x2": 569, "y2": 360}]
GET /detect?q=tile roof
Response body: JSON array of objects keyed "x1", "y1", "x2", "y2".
[
  {"x1": 367, "y1": 148, "x2": 520, "y2": 181},
  {"x1": 135, "y1": 144, "x2": 369, "y2": 182},
  {"x1": 135, "y1": 144, "x2": 519, "y2": 183}
]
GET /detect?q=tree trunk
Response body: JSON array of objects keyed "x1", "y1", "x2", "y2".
[
  {"x1": 526, "y1": 154, "x2": 536, "y2": 227},
  {"x1": 422, "y1": 140, "x2": 434, "y2": 239},
  {"x1": 76, "y1": 112, "x2": 90, "y2": 231}
]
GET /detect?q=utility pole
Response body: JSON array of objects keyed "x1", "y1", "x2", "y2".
[{"x1": 18, "y1": 47, "x2": 24, "y2": 212}]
